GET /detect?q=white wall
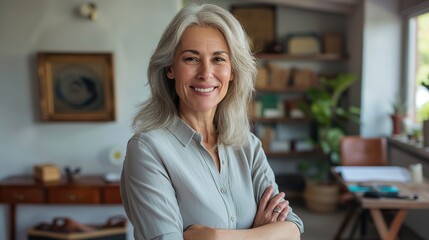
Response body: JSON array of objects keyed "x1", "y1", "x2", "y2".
[
  {"x1": 360, "y1": 0, "x2": 402, "y2": 137},
  {"x1": 0, "y1": 0, "x2": 180, "y2": 239}
]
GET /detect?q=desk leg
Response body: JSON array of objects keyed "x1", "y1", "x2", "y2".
[
  {"x1": 370, "y1": 209, "x2": 407, "y2": 240},
  {"x1": 9, "y1": 204, "x2": 15, "y2": 240},
  {"x1": 333, "y1": 205, "x2": 358, "y2": 240}
]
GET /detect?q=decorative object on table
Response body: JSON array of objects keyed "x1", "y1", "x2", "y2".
[
  {"x1": 34, "y1": 163, "x2": 61, "y2": 182},
  {"x1": 37, "y1": 52, "x2": 115, "y2": 121},
  {"x1": 297, "y1": 74, "x2": 360, "y2": 212},
  {"x1": 28, "y1": 215, "x2": 127, "y2": 240},
  {"x1": 104, "y1": 146, "x2": 125, "y2": 183},
  {"x1": 231, "y1": 4, "x2": 276, "y2": 53},
  {"x1": 323, "y1": 32, "x2": 343, "y2": 55},
  {"x1": 410, "y1": 163, "x2": 424, "y2": 184},
  {"x1": 285, "y1": 33, "x2": 321, "y2": 55},
  {"x1": 64, "y1": 166, "x2": 81, "y2": 182}
]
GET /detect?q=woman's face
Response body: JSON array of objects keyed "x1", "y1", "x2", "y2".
[{"x1": 167, "y1": 25, "x2": 233, "y2": 117}]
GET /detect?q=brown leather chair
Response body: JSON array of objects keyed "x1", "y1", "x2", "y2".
[
  {"x1": 340, "y1": 136, "x2": 387, "y2": 167},
  {"x1": 335, "y1": 136, "x2": 388, "y2": 240}
]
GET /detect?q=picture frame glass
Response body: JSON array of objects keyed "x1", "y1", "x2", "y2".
[{"x1": 51, "y1": 61, "x2": 106, "y2": 112}]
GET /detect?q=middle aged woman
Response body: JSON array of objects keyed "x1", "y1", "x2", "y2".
[{"x1": 120, "y1": 3, "x2": 304, "y2": 240}]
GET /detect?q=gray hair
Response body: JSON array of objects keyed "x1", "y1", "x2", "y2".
[{"x1": 132, "y1": 4, "x2": 257, "y2": 146}]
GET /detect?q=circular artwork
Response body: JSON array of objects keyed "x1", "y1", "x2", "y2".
[{"x1": 53, "y1": 64, "x2": 104, "y2": 111}]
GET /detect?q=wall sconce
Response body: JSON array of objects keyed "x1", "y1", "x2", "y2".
[{"x1": 79, "y1": 2, "x2": 97, "y2": 21}]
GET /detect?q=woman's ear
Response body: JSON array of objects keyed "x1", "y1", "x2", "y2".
[{"x1": 166, "y1": 66, "x2": 174, "y2": 80}]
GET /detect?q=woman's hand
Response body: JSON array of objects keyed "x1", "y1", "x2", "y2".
[
  {"x1": 252, "y1": 186, "x2": 290, "y2": 228},
  {"x1": 184, "y1": 224, "x2": 218, "y2": 240}
]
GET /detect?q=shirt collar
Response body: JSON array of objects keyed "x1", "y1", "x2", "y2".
[{"x1": 167, "y1": 116, "x2": 202, "y2": 147}]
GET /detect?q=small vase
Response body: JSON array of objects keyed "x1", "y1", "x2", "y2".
[
  {"x1": 423, "y1": 119, "x2": 429, "y2": 147},
  {"x1": 390, "y1": 115, "x2": 403, "y2": 135}
]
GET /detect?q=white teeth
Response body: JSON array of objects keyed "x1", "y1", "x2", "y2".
[{"x1": 194, "y1": 87, "x2": 215, "y2": 93}]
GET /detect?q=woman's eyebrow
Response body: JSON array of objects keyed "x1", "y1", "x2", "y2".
[{"x1": 180, "y1": 49, "x2": 229, "y2": 55}]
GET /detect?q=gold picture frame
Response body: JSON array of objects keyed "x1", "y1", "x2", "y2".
[
  {"x1": 231, "y1": 4, "x2": 276, "y2": 53},
  {"x1": 37, "y1": 52, "x2": 116, "y2": 121}
]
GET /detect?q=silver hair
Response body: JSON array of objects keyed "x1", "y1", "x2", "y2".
[{"x1": 132, "y1": 3, "x2": 257, "y2": 146}]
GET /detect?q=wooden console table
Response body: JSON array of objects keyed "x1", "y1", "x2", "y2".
[{"x1": 0, "y1": 175, "x2": 121, "y2": 240}]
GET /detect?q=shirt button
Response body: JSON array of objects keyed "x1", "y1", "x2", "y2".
[
  {"x1": 231, "y1": 216, "x2": 235, "y2": 222},
  {"x1": 220, "y1": 187, "x2": 226, "y2": 193},
  {"x1": 221, "y1": 160, "x2": 226, "y2": 165}
]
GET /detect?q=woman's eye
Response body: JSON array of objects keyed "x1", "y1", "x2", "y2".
[
  {"x1": 184, "y1": 57, "x2": 199, "y2": 62},
  {"x1": 213, "y1": 57, "x2": 226, "y2": 63}
]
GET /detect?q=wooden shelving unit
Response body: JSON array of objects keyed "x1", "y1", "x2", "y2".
[{"x1": 255, "y1": 53, "x2": 347, "y2": 61}]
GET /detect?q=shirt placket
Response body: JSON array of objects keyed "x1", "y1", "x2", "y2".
[{"x1": 217, "y1": 144, "x2": 237, "y2": 228}]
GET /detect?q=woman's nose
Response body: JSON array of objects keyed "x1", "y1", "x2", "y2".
[{"x1": 197, "y1": 61, "x2": 212, "y2": 80}]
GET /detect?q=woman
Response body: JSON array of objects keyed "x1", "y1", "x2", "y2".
[{"x1": 120, "y1": 3, "x2": 304, "y2": 240}]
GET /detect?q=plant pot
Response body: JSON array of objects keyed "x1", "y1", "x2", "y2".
[
  {"x1": 303, "y1": 181, "x2": 339, "y2": 213},
  {"x1": 390, "y1": 115, "x2": 403, "y2": 135},
  {"x1": 423, "y1": 119, "x2": 429, "y2": 147}
]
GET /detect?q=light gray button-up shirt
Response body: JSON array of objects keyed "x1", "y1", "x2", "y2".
[{"x1": 121, "y1": 118, "x2": 304, "y2": 240}]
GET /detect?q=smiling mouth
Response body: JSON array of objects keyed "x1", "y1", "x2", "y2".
[{"x1": 192, "y1": 87, "x2": 216, "y2": 93}]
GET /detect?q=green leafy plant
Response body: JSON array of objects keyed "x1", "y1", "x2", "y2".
[
  {"x1": 391, "y1": 98, "x2": 407, "y2": 116},
  {"x1": 420, "y1": 76, "x2": 429, "y2": 121},
  {"x1": 297, "y1": 74, "x2": 360, "y2": 183}
]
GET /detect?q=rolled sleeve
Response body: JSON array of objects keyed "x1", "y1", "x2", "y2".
[
  {"x1": 248, "y1": 134, "x2": 305, "y2": 234},
  {"x1": 120, "y1": 138, "x2": 184, "y2": 240}
]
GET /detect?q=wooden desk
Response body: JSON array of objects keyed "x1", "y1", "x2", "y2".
[
  {"x1": 0, "y1": 175, "x2": 121, "y2": 240},
  {"x1": 332, "y1": 170, "x2": 429, "y2": 240}
]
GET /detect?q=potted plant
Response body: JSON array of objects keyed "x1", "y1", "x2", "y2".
[
  {"x1": 422, "y1": 78, "x2": 429, "y2": 147},
  {"x1": 390, "y1": 98, "x2": 407, "y2": 135},
  {"x1": 297, "y1": 74, "x2": 360, "y2": 212}
]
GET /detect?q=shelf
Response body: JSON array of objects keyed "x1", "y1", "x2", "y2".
[
  {"x1": 254, "y1": 117, "x2": 309, "y2": 124},
  {"x1": 266, "y1": 149, "x2": 323, "y2": 159},
  {"x1": 255, "y1": 53, "x2": 346, "y2": 61}
]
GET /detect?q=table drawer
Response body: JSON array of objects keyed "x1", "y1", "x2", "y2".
[
  {"x1": 48, "y1": 188, "x2": 100, "y2": 204},
  {"x1": 103, "y1": 187, "x2": 121, "y2": 204},
  {"x1": 0, "y1": 188, "x2": 44, "y2": 203}
]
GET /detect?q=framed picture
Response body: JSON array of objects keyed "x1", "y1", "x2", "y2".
[
  {"x1": 231, "y1": 4, "x2": 276, "y2": 53},
  {"x1": 37, "y1": 52, "x2": 115, "y2": 121}
]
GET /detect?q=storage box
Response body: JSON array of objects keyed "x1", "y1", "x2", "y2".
[
  {"x1": 323, "y1": 32, "x2": 343, "y2": 55},
  {"x1": 34, "y1": 163, "x2": 61, "y2": 182},
  {"x1": 28, "y1": 227, "x2": 126, "y2": 240}
]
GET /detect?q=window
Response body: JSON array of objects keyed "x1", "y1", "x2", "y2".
[{"x1": 406, "y1": 12, "x2": 429, "y2": 128}]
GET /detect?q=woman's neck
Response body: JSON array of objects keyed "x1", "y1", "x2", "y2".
[{"x1": 179, "y1": 112, "x2": 217, "y2": 147}]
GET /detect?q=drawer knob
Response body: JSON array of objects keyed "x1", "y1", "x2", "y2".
[
  {"x1": 14, "y1": 194, "x2": 24, "y2": 200},
  {"x1": 67, "y1": 194, "x2": 77, "y2": 201}
]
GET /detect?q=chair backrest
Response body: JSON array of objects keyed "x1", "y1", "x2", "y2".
[{"x1": 340, "y1": 136, "x2": 387, "y2": 166}]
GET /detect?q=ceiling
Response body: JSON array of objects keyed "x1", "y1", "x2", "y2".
[{"x1": 237, "y1": 0, "x2": 359, "y2": 14}]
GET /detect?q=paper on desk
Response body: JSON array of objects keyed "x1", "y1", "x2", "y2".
[{"x1": 335, "y1": 166, "x2": 411, "y2": 182}]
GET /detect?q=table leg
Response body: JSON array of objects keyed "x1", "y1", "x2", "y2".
[
  {"x1": 333, "y1": 205, "x2": 359, "y2": 240},
  {"x1": 370, "y1": 209, "x2": 407, "y2": 240},
  {"x1": 9, "y1": 204, "x2": 15, "y2": 240}
]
